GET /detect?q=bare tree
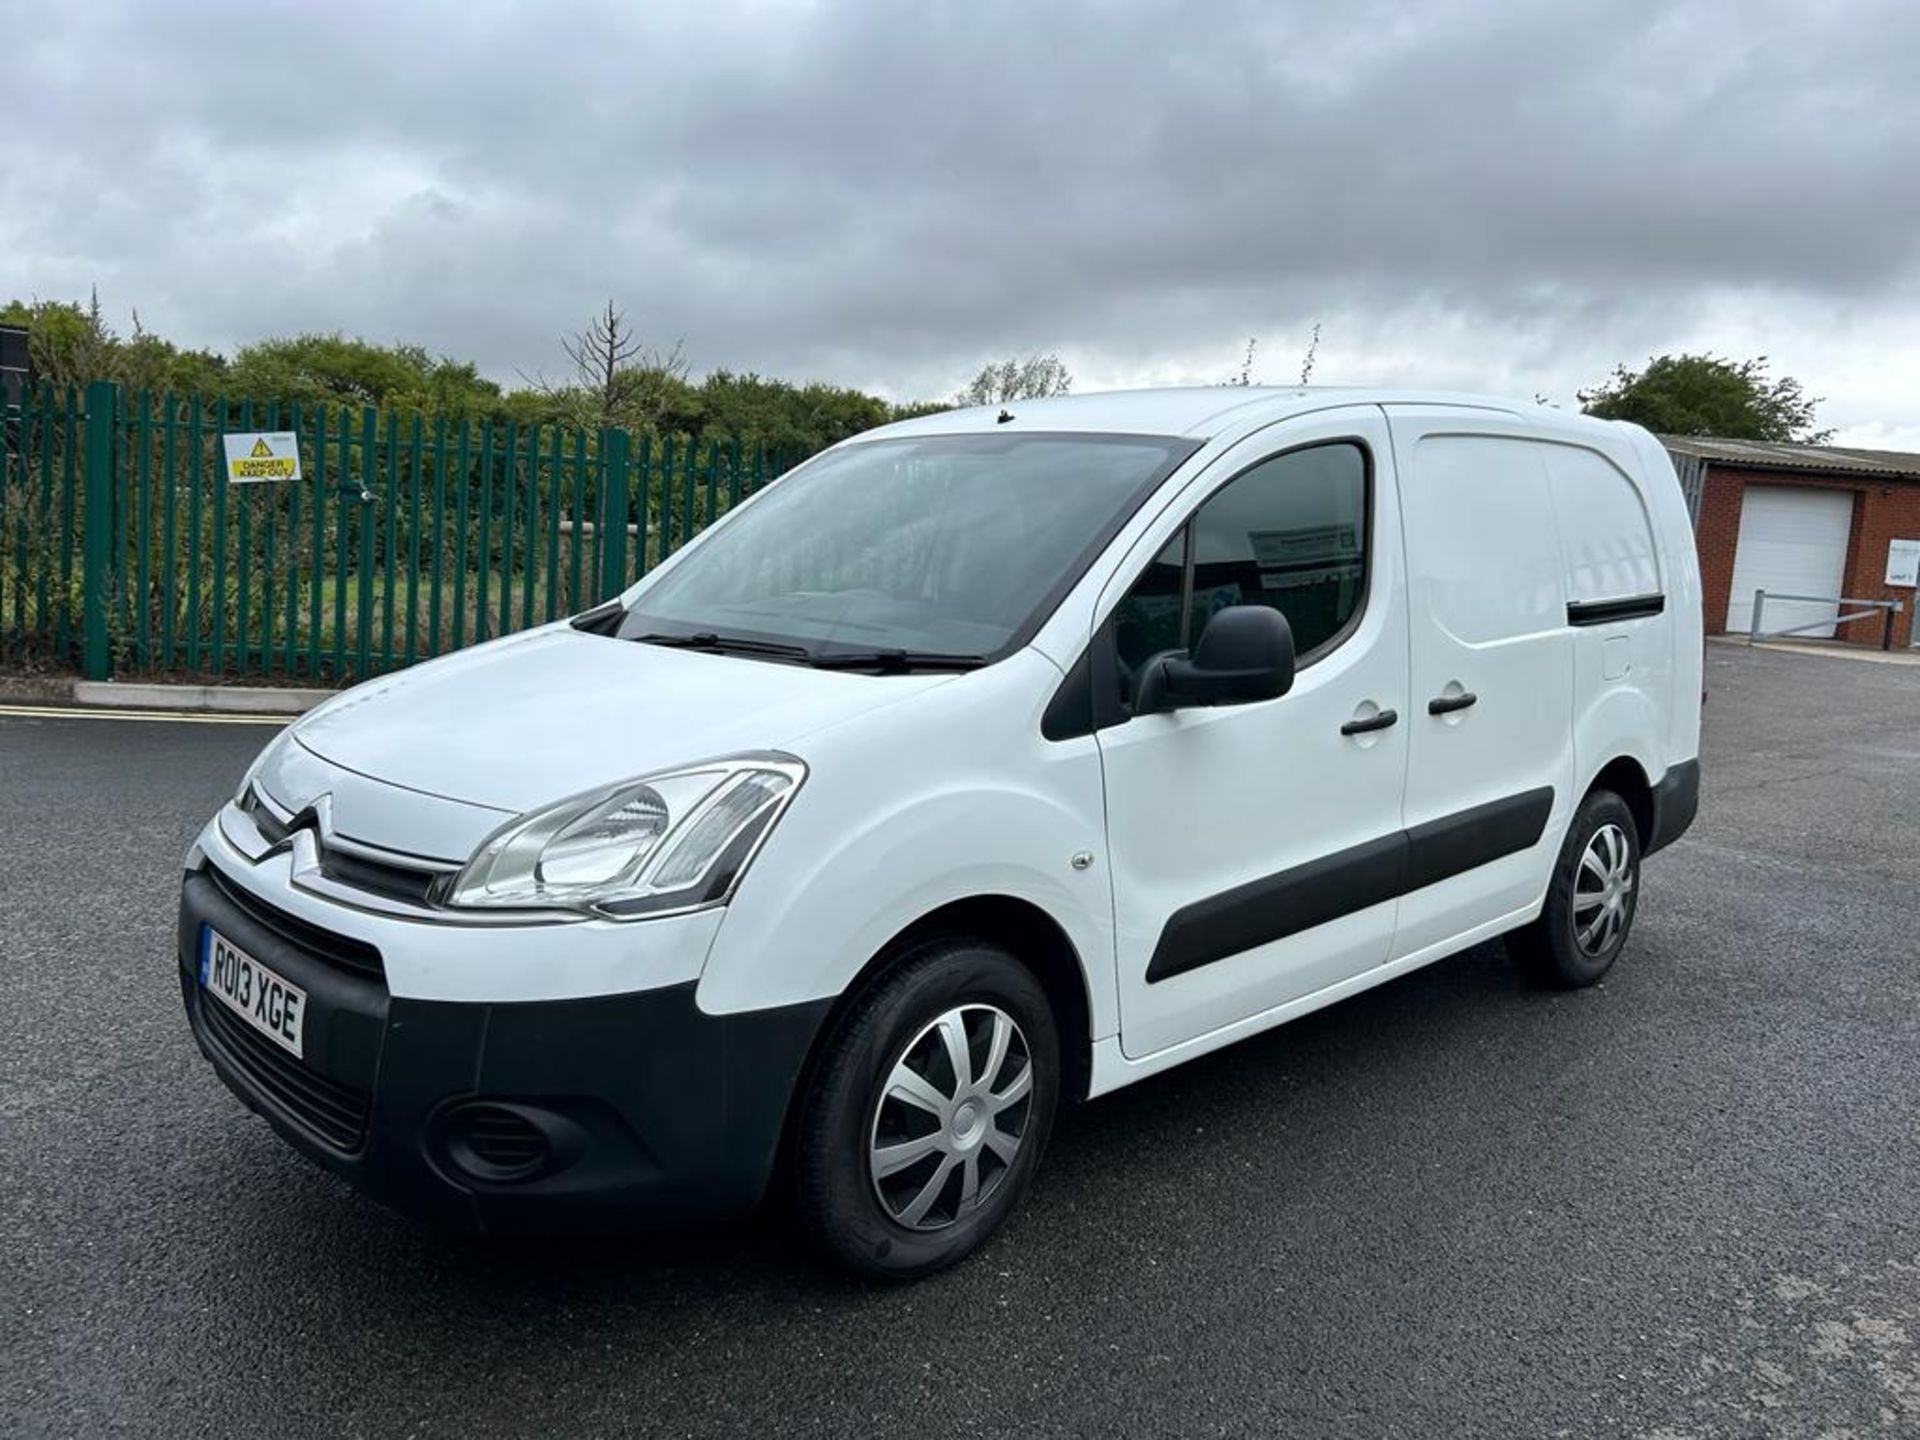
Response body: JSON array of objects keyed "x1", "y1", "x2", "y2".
[
  {"x1": 564, "y1": 300, "x2": 642, "y2": 427},
  {"x1": 1298, "y1": 322, "x2": 1321, "y2": 385},
  {"x1": 955, "y1": 354, "x2": 1072, "y2": 407},
  {"x1": 1224, "y1": 337, "x2": 1258, "y2": 387},
  {"x1": 524, "y1": 299, "x2": 689, "y2": 430},
  {"x1": 1220, "y1": 326, "x2": 1316, "y2": 387}
]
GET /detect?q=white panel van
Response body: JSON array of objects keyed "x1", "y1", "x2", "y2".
[{"x1": 178, "y1": 389, "x2": 1702, "y2": 1277}]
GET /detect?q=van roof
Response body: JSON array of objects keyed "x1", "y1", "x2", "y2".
[{"x1": 862, "y1": 386, "x2": 1562, "y2": 442}]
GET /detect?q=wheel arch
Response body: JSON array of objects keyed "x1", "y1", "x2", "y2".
[
  {"x1": 786, "y1": 895, "x2": 1096, "y2": 1128},
  {"x1": 1584, "y1": 753, "x2": 1655, "y2": 850}
]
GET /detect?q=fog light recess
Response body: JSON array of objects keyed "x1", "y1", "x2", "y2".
[{"x1": 441, "y1": 1102, "x2": 555, "y2": 1183}]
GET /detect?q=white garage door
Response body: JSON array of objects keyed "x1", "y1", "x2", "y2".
[{"x1": 1727, "y1": 485, "x2": 1854, "y2": 637}]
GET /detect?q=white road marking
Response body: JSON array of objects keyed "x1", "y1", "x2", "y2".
[{"x1": 0, "y1": 704, "x2": 287, "y2": 727}]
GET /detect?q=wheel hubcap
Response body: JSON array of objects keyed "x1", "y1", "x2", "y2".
[
  {"x1": 1573, "y1": 821, "x2": 1635, "y2": 957},
  {"x1": 868, "y1": 1003, "x2": 1033, "y2": 1232}
]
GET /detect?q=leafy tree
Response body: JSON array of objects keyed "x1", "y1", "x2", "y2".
[
  {"x1": 1578, "y1": 353, "x2": 1830, "y2": 442},
  {"x1": 2, "y1": 292, "x2": 225, "y2": 394},
  {"x1": 119, "y1": 318, "x2": 228, "y2": 395},
  {"x1": 1, "y1": 293, "x2": 117, "y2": 391},
  {"x1": 955, "y1": 354, "x2": 1072, "y2": 407},
  {"x1": 887, "y1": 399, "x2": 953, "y2": 423},
  {"x1": 620, "y1": 365, "x2": 703, "y2": 434},
  {"x1": 412, "y1": 357, "x2": 506, "y2": 419},
  {"x1": 224, "y1": 334, "x2": 503, "y2": 417},
  {"x1": 1, "y1": 288, "x2": 948, "y2": 450},
  {"x1": 692, "y1": 370, "x2": 891, "y2": 449}
]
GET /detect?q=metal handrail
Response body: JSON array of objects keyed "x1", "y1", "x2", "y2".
[{"x1": 1748, "y1": 590, "x2": 1905, "y2": 650}]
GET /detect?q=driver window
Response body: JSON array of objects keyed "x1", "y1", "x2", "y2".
[
  {"x1": 1109, "y1": 442, "x2": 1369, "y2": 704},
  {"x1": 1112, "y1": 531, "x2": 1186, "y2": 683}
]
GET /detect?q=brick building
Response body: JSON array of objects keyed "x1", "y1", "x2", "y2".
[{"x1": 1662, "y1": 436, "x2": 1920, "y2": 649}]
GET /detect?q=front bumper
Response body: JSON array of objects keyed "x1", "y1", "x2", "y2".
[{"x1": 178, "y1": 867, "x2": 829, "y2": 1232}]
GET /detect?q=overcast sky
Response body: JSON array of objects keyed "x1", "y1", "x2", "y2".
[{"x1": 6, "y1": 0, "x2": 1919, "y2": 444}]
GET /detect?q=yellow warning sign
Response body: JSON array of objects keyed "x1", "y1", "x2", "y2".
[{"x1": 222, "y1": 432, "x2": 302, "y2": 483}]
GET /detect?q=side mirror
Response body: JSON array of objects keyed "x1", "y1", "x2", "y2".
[{"x1": 1134, "y1": 605, "x2": 1296, "y2": 715}]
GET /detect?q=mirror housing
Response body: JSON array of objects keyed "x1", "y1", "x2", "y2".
[{"x1": 1134, "y1": 605, "x2": 1296, "y2": 715}]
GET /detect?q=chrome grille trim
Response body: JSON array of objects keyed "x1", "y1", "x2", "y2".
[
  {"x1": 246, "y1": 786, "x2": 461, "y2": 872},
  {"x1": 216, "y1": 798, "x2": 582, "y2": 929}
]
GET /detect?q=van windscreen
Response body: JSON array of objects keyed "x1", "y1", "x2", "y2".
[{"x1": 617, "y1": 432, "x2": 1195, "y2": 665}]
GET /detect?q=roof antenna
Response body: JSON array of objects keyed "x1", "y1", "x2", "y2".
[{"x1": 996, "y1": 408, "x2": 1015, "y2": 424}]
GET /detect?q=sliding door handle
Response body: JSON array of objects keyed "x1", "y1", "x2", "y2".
[
  {"x1": 1427, "y1": 692, "x2": 1478, "y2": 716},
  {"x1": 1340, "y1": 708, "x2": 1399, "y2": 736}
]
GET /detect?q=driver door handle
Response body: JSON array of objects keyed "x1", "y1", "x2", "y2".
[
  {"x1": 1340, "y1": 708, "x2": 1399, "y2": 736},
  {"x1": 1427, "y1": 692, "x2": 1478, "y2": 716}
]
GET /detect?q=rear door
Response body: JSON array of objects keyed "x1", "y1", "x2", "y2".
[
  {"x1": 1386, "y1": 412, "x2": 1575, "y2": 962},
  {"x1": 1097, "y1": 408, "x2": 1411, "y2": 1059}
]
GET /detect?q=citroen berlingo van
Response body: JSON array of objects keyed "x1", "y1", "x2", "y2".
[{"x1": 180, "y1": 387, "x2": 1702, "y2": 1277}]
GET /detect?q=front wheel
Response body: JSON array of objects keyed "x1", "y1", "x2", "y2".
[
  {"x1": 1507, "y1": 789, "x2": 1641, "y2": 988},
  {"x1": 792, "y1": 939, "x2": 1059, "y2": 1280}
]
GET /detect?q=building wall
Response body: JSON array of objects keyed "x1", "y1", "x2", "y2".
[{"x1": 1693, "y1": 465, "x2": 1920, "y2": 648}]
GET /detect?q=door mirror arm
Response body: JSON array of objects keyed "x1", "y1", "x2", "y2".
[{"x1": 1133, "y1": 606, "x2": 1296, "y2": 715}]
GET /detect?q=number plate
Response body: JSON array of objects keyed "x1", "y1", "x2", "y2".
[{"x1": 200, "y1": 927, "x2": 306, "y2": 1059}]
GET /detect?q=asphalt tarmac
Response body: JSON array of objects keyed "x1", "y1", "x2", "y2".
[{"x1": 3, "y1": 642, "x2": 1915, "y2": 1437}]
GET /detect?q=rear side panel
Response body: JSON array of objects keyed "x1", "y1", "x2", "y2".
[
  {"x1": 1542, "y1": 434, "x2": 1675, "y2": 803},
  {"x1": 1630, "y1": 427, "x2": 1705, "y2": 771}
]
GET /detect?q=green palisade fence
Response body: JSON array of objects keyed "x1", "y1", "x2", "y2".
[{"x1": 0, "y1": 382, "x2": 816, "y2": 682}]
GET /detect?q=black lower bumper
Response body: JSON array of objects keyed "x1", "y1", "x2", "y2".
[
  {"x1": 178, "y1": 869, "x2": 830, "y2": 1233},
  {"x1": 1645, "y1": 757, "x2": 1700, "y2": 857}
]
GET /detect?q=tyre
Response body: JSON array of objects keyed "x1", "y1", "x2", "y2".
[
  {"x1": 793, "y1": 938, "x2": 1059, "y2": 1280},
  {"x1": 1507, "y1": 788, "x2": 1641, "y2": 989}
]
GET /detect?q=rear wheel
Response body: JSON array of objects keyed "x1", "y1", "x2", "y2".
[
  {"x1": 1508, "y1": 789, "x2": 1641, "y2": 988},
  {"x1": 793, "y1": 938, "x2": 1058, "y2": 1280}
]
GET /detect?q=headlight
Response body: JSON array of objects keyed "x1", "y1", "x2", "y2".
[{"x1": 444, "y1": 755, "x2": 805, "y2": 919}]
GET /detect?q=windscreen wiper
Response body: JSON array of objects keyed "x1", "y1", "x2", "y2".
[
  {"x1": 809, "y1": 649, "x2": 989, "y2": 673},
  {"x1": 633, "y1": 631, "x2": 815, "y2": 662}
]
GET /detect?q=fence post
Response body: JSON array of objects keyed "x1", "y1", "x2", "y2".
[
  {"x1": 81, "y1": 380, "x2": 120, "y2": 680},
  {"x1": 600, "y1": 426, "x2": 631, "y2": 600},
  {"x1": 1747, "y1": 589, "x2": 1764, "y2": 645}
]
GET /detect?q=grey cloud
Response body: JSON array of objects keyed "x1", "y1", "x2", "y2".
[{"x1": 4, "y1": 0, "x2": 1919, "y2": 432}]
